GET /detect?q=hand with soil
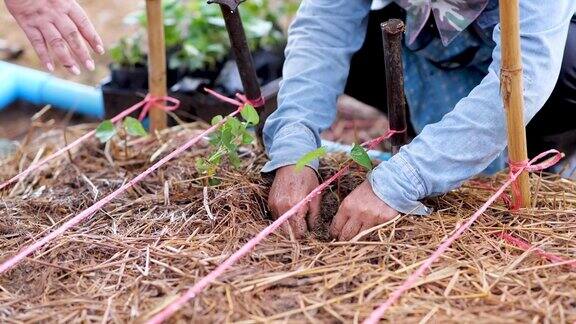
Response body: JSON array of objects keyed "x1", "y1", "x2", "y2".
[
  {"x1": 268, "y1": 165, "x2": 321, "y2": 239},
  {"x1": 330, "y1": 180, "x2": 399, "y2": 241},
  {"x1": 5, "y1": 0, "x2": 104, "y2": 74}
]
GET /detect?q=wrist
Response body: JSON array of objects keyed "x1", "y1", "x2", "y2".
[{"x1": 369, "y1": 154, "x2": 432, "y2": 215}]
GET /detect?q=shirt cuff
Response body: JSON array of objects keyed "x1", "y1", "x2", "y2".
[
  {"x1": 368, "y1": 152, "x2": 433, "y2": 215},
  {"x1": 261, "y1": 123, "x2": 321, "y2": 173}
]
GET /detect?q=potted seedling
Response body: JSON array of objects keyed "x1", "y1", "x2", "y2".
[{"x1": 101, "y1": 0, "x2": 293, "y2": 122}]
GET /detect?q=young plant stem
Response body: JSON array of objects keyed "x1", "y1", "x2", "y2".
[{"x1": 122, "y1": 125, "x2": 128, "y2": 160}]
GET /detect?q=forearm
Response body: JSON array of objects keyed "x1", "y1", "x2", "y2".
[
  {"x1": 370, "y1": 1, "x2": 576, "y2": 214},
  {"x1": 262, "y1": 0, "x2": 372, "y2": 172}
]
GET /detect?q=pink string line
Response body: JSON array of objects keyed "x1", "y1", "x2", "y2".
[
  {"x1": 499, "y1": 232, "x2": 576, "y2": 271},
  {"x1": 145, "y1": 129, "x2": 404, "y2": 324},
  {"x1": 362, "y1": 149, "x2": 564, "y2": 324},
  {"x1": 467, "y1": 180, "x2": 512, "y2": 208},
  {"x1": 0, "y1": 91, "x2": 247, "y2": 275},
  {"x1": 0, "y1": 95, "x2": 180, "y2": 192}
]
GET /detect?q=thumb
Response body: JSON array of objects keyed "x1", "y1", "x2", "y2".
[
  {"x1": 307, "y1": 194, "x2": 322, "y2": 231},
  {"x1": 288, "y1": 203, "x2": 309, "y2": 239}
]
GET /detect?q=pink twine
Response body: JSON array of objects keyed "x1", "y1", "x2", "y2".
[
  {"x1": 247, "y1": 95, "x2": 266, "y2": 108},
  {"x1": 145, "y1": 129, "x2": 404, "y2": 324},
  {"x1": 467, "y1": 180, "x2": 513, "y2": 208},
  {"x1": 499, "y1": 232, "x2": 576, "y2": 271},
  {"x1": 203, "y1": 88, "x2": 265, "y2": 108},
  {"x1": 0, "y1": 95, "x2": 180, "y2": 192},
  {"x1": 362, "y1": 149, "x2": 564, "y2": 324},
  {"x1": 136, "y1": 95, "x2": 180, "y2": 121},
  {"x1": 508, "y1": 159, "x2": 530, "y2": 210},
  {"x1": 0, "y1": 91, "x2": 252, "y2": 275}
]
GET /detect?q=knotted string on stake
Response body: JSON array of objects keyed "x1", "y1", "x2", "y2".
[
  {"x1": 509, "y1": 159, "x2": 530, "y2": 210},
  {"x1": 0, "y1": 90, "x2": 252, "y2": 275},
  {"x1": 362, "y1": 149, "x2": 564, "y2": 324},
  {"x1": 203, "y1": 87, "x2": 265, "y2": 109},
  {"x1": 499, "y1": 232, "x2": 576, "y2": 271},
  {"x1": 0, "y1": 95, "x2": 180, "y2": 192},
  {"x1": 145, "y1": 128, "x2": 405, "y2": 324},
  {"x1": 137, "y1": 95, "x2": 180, "y2": 121}
]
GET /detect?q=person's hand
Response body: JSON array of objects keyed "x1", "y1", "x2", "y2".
[
  {"x1": 330, "y1": 180, "x2": 398, "y2": 241},
  {"x1": 268, "y1": 165, "x2": 321, "y2": 238},
  {"x1": 5, "y1": 0, "x2": 104, "y2": 74}
]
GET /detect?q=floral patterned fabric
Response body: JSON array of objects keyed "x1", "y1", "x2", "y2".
[{"x1": 377, "y1": 0, "x2": 490, "y2": 45}]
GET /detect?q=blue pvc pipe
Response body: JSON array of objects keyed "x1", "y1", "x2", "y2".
[
  {"x1": 0, "y1": 61, "x2": 104, "y2": 118},
  {"x1": 0, "y1": 61, "x2": 393, "y2": 162},
  {"x1": 0, "y1": 71, "x2": 16, "y2": 109}
]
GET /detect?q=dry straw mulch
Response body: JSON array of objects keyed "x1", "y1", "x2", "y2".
[{"x1": 0, "y1": 123, "x2": 575, "y2": 323}]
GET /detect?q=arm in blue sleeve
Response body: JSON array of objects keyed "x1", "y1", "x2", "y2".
[
  {"x1": 261, "y1": 0, "x2": 372, "y2": 172},
  {"x1": 370, "y1": 1, "x2": 576, "y2": 215}
]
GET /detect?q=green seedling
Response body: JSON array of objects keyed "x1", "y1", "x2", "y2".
[
  {"x1": 295, "y1": 147, "x2": 327, "y2": 172},
  {"x1": 95, "y1": 120, "x2": 117, "y2": 143},
  {"x1": 195, "y1": 105, "x2": 260, "y2": 184},
  {"x1": 350, "y1": 143, "x2": 373, "y2": 171},
  {"x1": 95, "y1": 117, "x2": 148, "y2": 144},
  {"x1": 296, "y1": 143, "x2": 373, "y2": 172}
]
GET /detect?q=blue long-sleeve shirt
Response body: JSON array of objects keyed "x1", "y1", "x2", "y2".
[{"x1": 262, "y1": 0, "x2": 576, "y2": 215}]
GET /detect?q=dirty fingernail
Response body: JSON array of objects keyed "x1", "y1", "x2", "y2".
[
  {"x1": 96, "y1": 45, "x2": 105, "y2": 55},
  {"x1": 46, "y1": 63, "x2": 54, "y2": 72},
  {"x1": 85, "y1": 59, "x2": 95, "y2": 71},
  {"x1": 70, "y1": 65, "x2": 81, "y2": 75}
]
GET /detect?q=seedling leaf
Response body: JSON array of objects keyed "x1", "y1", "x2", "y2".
[
  {"x1": 123, "y1": 117, "x2": 148, "y2": 137},
  {"x1": 208, "y1": 178, "x2": 221, "y2": 186},
  {"x1": 211, "y1": 115, "x2": 224, "y2": 126},
  {"x1": 225, "y1": 117, "x2": 243, "y2": 136},
  {"x1": 220, "y1": 127, "x2": 234, "y2": 151},
  {"x1": 351, "y1": 144, "x2": 372, "y2": 171},
  {"x1": 208, "y1": 148, "x2": 225, "y2": 164},
  {"x1": 228, "y1": 149, "x2": 241, "y2": 168},
  {"x1": 95, "y1": 120, "x2": 117, "y2": 143},
  {"x1": 295, "y1": 147, "x2": 327, "y2": 172},
  {"x1": 195, "y1": 157, "x2": 209, "y2": 174},
  {"x1": 241, "y1": 131, "x2": 254, "y2": 144},
  {"x1": 240, "y1": 104, "x2": 259, "y2": 125}
]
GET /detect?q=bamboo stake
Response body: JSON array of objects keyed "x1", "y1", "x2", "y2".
[
  {"x1": 499, "y1": 0, "x2": 531, "y2": 207},
  {"x1": 146, "y1": 0, "x2": 168, "y2": 131}
]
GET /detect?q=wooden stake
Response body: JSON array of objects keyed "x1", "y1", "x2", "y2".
[
  {"x1": 381, "y1": 19, "x2": 408, "y2": 155},
  {"x1": 146, "y1": 0, "x2": 168, "y2": 131},
  {"x1": 499, "y1": 0, "x2": 531, "y2": 207}
]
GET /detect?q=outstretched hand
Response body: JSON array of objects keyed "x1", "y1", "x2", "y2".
[
  {"x1": 5, "y1": 0, "x2": 104, "y2": 74},
  {"x1": 330, "y1": 180, "x2": 399, "y2": 241},
  {"x1": 268, "y1": 165, "x2": 321, "y2": 239}
]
